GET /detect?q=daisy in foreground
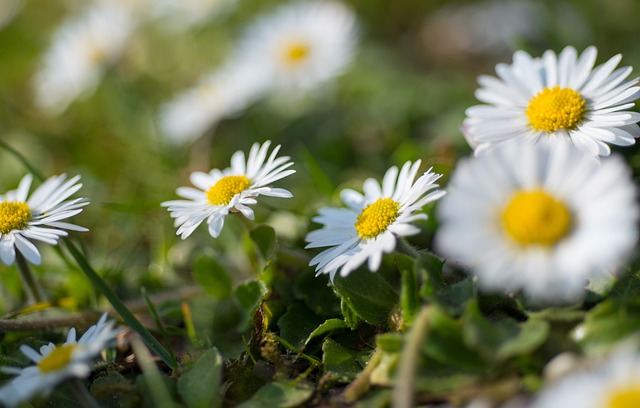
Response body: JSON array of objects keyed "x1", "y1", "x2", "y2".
[
  {"x1": 306, "y1": 161, "x2": 445, "y2": 280},
  {"x1": 464, "y1": 45, "x2": 640, "y2": 156},
  {"x1": 0, "y1": 173, "x2": 88, "y2": 266},
  {"x1": 0, "y1": 313, "x2": 120, "y2": 408},
  {"x1": 162, "y1": 141, "x2": 295, "y2": 239},
  {"x1": 435, "y1": 142, "x2": 638, "y2": 302},
  {"x1": 531, "y1": 347, "x2": 640, "y2": 408}
]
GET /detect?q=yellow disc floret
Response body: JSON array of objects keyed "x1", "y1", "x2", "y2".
[
  {"x1": 37, "y1": 344, "x2": 78, "y2": 373},
  {"x1": 526, "y1": 86, "x2": 586, "y2": 132},
  {"x1": 502, "y1": 189, "x2": 572, "y2": 247},
  {"x1": 355, "y1": 198, "x2": 400, "y2": 239},
  {"x1": 206, "y1": 175, "x2": 251, "y2": 206},
  {"x1": 606, "y1": 386, "x2": 640, "y2": 408},
  {"x1": 281, "y1": 41, "x2": 310, "y2": 65},
  {"x1": 0, "y1": 201, "x2": 32, "y2": 234}
]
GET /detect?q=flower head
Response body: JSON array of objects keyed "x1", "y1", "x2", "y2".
[
  {"x1": 436, "y1": 142, "x2": 638, "y2": 302},
  {"x1": 306, "y1": 161, "x2": 445, "y2": 281},
  {"x1": 0, "y1": 174, "x2": 89, "y2": 266},
  {"x1": 162, "y1": 141, "x2": 295, "y2": 239},
  {"x1": 237, "y1": 0, "x2": 357, "y2": 92},
  {"x1": 464, "y1": 46, "x2": 640, "y2": 156},
  {"x1": 0, "y1": 313, "x2": 120, "y2": 407}
]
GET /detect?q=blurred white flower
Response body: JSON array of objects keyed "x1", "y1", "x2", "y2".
[
  {"x1": 237, "y1": 0, "x2": 357, "y2": 92},
  {"x1": 151, "y1": 0, "x2": 237, "y2": 30},
  {"x1": 436, "y1": 142, "x2": 638, "y2": 303},
  {"x1": 33, "y1": 2, "x2": 136, "y2": 115},
  {"x1": 0, "y1": 313, "x2": 119, "y2": 408},
  {"x1": 464, "y1": 46, "x2": 640, "y2": 156}
]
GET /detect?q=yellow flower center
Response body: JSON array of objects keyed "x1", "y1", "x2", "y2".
[
  {"x1": 501, "y1": 189, "x2": 572, "y2": 247},
  {"x1": 355, "y1": 198, "x2": 400, "y2": 239},
  {"x1": 526, "y1": 86, "x2": 586, "y2": 132},
  {"x1": 206, "y1": 175, "x2": 251, "y2": 206},
  {"x1": 281, "y1": 41, "x2": 310, "y2": 65},
  {"x1": 606, "y1": 386, "x2": 640, "y2": 408},
  {"x1": 37, "y1": 344, "x2": 78, "y2": 373},
  {"x1": 0, "y1": 201, "x2": 32, "y2": 234}
]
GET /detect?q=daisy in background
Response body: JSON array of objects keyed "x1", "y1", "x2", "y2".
[
  {"x1": 530, "y1": 346, "x2": 640, "y2": 408},
  {"x1": 0, "y1": 173, "x2": 88, "y2": 266},
  {"x1": 436, "y1": 142, "x2": 638, "y2": 303},
  {"x1": 464, "y1": 46, "x2": 640, "y2": 156},
  {"x1": 162, "y1": 140, "x2": 295, "y2": 239},
  {"x1": 306, "y1": 161, "x2": 445, "y2": 281},
  {"x1": 0, "y1": 313, "x2": 120, "y2": 408},
  {"x1": 159, "y1": 58, "x2": 271, "y2": 144},
  {"x1": 237, "y1": 0, "x2": 357, "y2": 92},
  {"x1": 33, "y1": 2, "x2": 136, "y2": 115}
]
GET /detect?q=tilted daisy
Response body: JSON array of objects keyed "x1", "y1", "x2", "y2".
[
  {"x1": 0, "y1": 313, "x2": 120, "y2": 407},
  {"x1": 162, "y1": 141, "x2": 295, "y2": 239},
  {"x1": 236, "y1": 0, "x2": 357, "y2": 92},
  {"x1": 464, "y1": 46, "x2": 640, "y2": 156},
  {"x1": 435, "y1": 142, "x2": 638, "y2": 302},
  {"x1": 0, "y1": 174, "x2": 89, "y2": 266},
  {"x1": 531, "y1": 347, "x2": 640, "y2": 408},
  {"x1": 306, "y1": 161, "x2": 445, "y2": 281},
  {"x1": 33, "y1": 2, "x2": 135, "y2": 115}
]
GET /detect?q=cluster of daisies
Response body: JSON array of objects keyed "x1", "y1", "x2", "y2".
[{"x1": 3, "y1": 44, "x2": 640, "y2": 405}]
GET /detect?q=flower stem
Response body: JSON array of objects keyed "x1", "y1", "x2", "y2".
[
  {"x1": 396, "y1": 237, "x2": 420, "y2": 259},
  {"x1": 15, "y1": 252, "x2": 46, "y2": 304},
  {"x1": 68, "y1": 378, "x2": 100, "y2": 408}
]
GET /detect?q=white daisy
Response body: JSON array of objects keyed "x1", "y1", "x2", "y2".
[
  {"x1": 159, "y1": 59, "x2": 270, "y2": 144},
  {"x1": 33, "y1": 2, "x2": 136, "y2": 115},
  {"x1": 531, "y1": 347, "x2": 640, "y2": 408},
  {"x1": 0, "y1": 313, "x2": 120, "y2": 408},
  {"x1": 162, "y1": 140, "x2": 295, "y2": 239},
  {"x1": 464, "y1": 46, "x2": 640, "y2": 156},
  {"x1": 0, "y1": 174, "x2": 89, "y2": 266},
  {"x1": 306, "y1": 161, "x2": 445, "y2": 281},
  {"x1": 435, "y1": 142, "x2": 638, "y2": 302},
  {"x1": 236, "y1": 0, "x2": 357, "y2": 92}
]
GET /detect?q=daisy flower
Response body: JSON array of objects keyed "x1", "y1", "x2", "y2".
[
  {"x1": 464, "y1": 46, "x2": 640, "y2": 156},
  {"x1": 435, "y1": 142, "x2": 638, "y2": 302},
  {"x1": 306, "y1": 161, "x2": 445, "y2": 281},
  {"x1": 33, "y1": 2, "x2": 136, "y2": 115},
  {"x1": 0, "y1": 313, "x2": 120, "y2": 407},
  {"x1": 0, "y1": 174, "x2": 88, "y2": 266},
  {"x1": 159, "y1": 59, "x2": 270, "y2": 144},
  {"x1": 236, "y1": 0, "x2": 357, "y2": 92},
  {"x1": 531, "y1": 347, "x2": 640, "y2": 408},
  {"x1": 162, "y1": 140, "x2": 295, "y2": 239}
]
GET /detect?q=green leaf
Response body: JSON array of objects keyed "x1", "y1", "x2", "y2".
[
  {"x1": 304, "y1": 318, "x2": 348, "y2": 345},
  {"x1": 463, "y1": 300, "x2": 549, "y2": 361},
  {"x1": 396, "y1": 255, "x2": 419, "y2": 326},
  {"x1": 277, "y1": 303, "x2": 323, "y2": 348},
  {"x1": 177, "y1": 347, "x2": 223, "y2": 408},
  {"x1": 194, "y1": 255, "x2": 232, "y2": 299},
  {"x1": 322, "y1": 338, "x2": 362, "y2": 381},
  {"x1": 235, "y1": 280, "x2": 268, "y2": 314},
  {"x1": 376, "y1": 333, "x2": 403, "y2": 353},
  {"x1": 332, "y1": 267, "x2": 399, "y2": 326},
  {"x1": 293, "y1": 268, "x2": 341, "y2": 318},
  {"x1": 236, "y1": 380, "x2": 314, "y2": 408},
  {"x1": 250, "y1": 225, "x2": 277, "y2": 262},
  {"x1": 576, "y1": 298, "x2": 640, "y2": 355},
  {"x1": 341, "y1": 297, "x2": 360, "y2": 329}
]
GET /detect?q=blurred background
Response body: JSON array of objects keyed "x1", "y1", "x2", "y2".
[{"x1": 1, "y1": 0, "x2": 639, "y2": 313}]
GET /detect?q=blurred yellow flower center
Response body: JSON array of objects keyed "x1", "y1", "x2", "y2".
[
  {"x1": 0, "y1": 201, "x2": 32, "y2": 234},
  {"x1": 355, "y1": 198, "x2": 400, "y2": 239},
  {"x1": 526, "y1": 86, "x2": 586, "y2": 132},
  {"x1": 282, "y1": 41, "x2": 310, "y2": 65},
  {"x1": 606, "y1": 386, "x2": 640, "y2": 408},
  {"x1": 37, "y1": 344, "x2": 77, "y2": 373},
  {"x1": 207, "y1": 175, "x2": 251, "y2": 206},
  {"x1": 501, "y1": 189, "x2": 571, "y2": 247}
]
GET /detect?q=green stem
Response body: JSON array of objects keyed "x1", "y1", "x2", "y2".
[
  {"x1": 68, "y1": 378, "x2": 100, "y2": 408},
  {"x1": 396, "y1": 238, "x2": 420, "y2": 259},
  {"x1": 0, "y1": 140, "x2": 45, "y2": 181},
  {"x1": 391, "y1": 306, "x2": 432, "y2": 408},
  {"x1": 15, "y1": 252, "x2": 46, "y2": 304}
]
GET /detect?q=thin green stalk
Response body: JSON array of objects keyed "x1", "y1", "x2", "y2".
[
  {"x1": 142, "y1": 287, "x2": 178, "y2": 368},
  {"x1": 0, "y1": 140, "x2": 45, "y2": 181},
  {"x1": 68, "y1": 378, "x2": 100, "y2": 408},
  {"x1": 15, "y1": 252, "x2": 46, "y2": 304},
  {"x1": 396, "y1": 238, "x2": 420, "y2": 259}
]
